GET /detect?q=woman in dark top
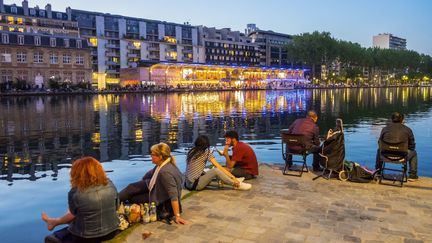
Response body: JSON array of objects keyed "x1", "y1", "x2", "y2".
[
  {"x1": 41, "y1": 157, "x2": 119, "y2": 243},
  {"x1": 119, "y1": 142, "x2": 186, "y2": 225}
]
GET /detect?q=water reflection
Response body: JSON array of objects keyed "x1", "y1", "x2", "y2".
[{"x1": 1, "y1": 87, "x2": 432, "y2": 185}]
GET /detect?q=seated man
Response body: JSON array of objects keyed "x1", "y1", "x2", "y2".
[
  {"x1": 221, "y1": 130, "x2": 259, "y2": 180},
  {"x1": 286, "y1": 110, "x2": 322, "y2": 171},
  {"x1": 375, "y1": 112, "x2": 418, "y2": 180}
]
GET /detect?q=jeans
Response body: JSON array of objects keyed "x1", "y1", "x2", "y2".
[
  {"x1": 188, "y1": 168, "x2": 235, "y2": 190},
  {"x1": 118, "y1": 180, "x2": 150, "y2": 204},
  {"x1": 375, "y1": 149, "x2": 418, "y2": 176},
  {"x1": 231, "y1": 166, "x2": 255, "y2": 180}
]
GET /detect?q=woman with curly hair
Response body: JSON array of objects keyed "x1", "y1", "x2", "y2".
[
  {"x1": 42, "y1": 157, "x2": 119, "y2": 243},
  {"x1": 119, "y1": 143, "x2": 186, "y2": 225}
]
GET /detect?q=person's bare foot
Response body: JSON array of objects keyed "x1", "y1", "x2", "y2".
[{"x1": 41, "y1": 212, "x2": 56, "y2": 231}]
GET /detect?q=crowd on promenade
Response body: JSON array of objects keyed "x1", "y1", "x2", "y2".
[
  {"x1": 39, "y1": 109, "x2": 419, "y2": 243},
  {"x1": 1, "y1": 82, "x2": 430, "y2": 97}
]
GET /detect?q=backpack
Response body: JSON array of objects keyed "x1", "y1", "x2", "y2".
[{"x1": 344, "y1": 161, "x2": 374, "y2": 183}]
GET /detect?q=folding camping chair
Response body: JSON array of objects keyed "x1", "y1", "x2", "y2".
[
  {"x1": 281, "y1": 130, "x2": 309, "y2": 177},
  {"x1": 376, "y1": 140, "x2": 408, "y2": 187}
]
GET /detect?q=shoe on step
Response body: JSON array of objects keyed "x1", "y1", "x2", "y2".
[
  {"x1": 236, "y1": 177, "x2": 245, "y2": 183},
  {"x1": 408, "y1": 175, "x2": 418, "y2": 181},
  {"x1": 236, "y1": 182, "x2": 252, "y2": 191}
]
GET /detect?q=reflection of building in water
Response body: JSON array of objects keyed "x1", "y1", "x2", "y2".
[{"x1": 0, "y1": 96, "x2": 95, "y2": 183}]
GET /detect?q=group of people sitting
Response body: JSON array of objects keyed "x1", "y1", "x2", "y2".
[
  {"x1": 40, "y1": 111, "x2": 419, "y2": 242},
  {"x1": 285, "y1": 110, "x2": 418, "y2": 180},
  {"x1": 41, "y1": 130, "x2": 259, "y2": 243}
]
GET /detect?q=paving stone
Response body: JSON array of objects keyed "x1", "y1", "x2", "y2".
[{"x1": 119, "y1": 165, "x2": 432, "y2": 243}]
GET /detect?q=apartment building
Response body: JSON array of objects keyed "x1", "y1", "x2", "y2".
[
  {"x1": 71, "y1": 9, "x2": 204, "y2": 88},
  {"x1": 246, "y1": 24, "x2": 293, "y2": 67},
  {"x1": 373, "y1": 33, "x2": 407, "y2": 50},
  {"x1": 0, "y1": 0, "x2": 91, "y2": 89},
  {"x1": 200, "y1": 26, "x2": 259, "y2": 66}
]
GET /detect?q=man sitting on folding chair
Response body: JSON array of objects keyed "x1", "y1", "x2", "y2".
[
  {"x1": 286, "y1": 110, "x2": 323, "y2": 172},
  {"x1": 375, "y1": 112, "x2": 418, "y2": 181}
]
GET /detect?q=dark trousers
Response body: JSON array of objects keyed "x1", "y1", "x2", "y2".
[
  {"x1": 45, "y1": 227, "x2": 118, "y2": 243},
  {"x1": 118, "y1": 180, "x2": 150, "y2": 204},
  {"x1": 375, "y1": 149, "x2": 418, "y2": 176},
  {"x1": 286, "y1": 145, "x2": 321, "y2": 169},
  {"x1": 231, "y1": 166, "x2": 255, "y2": 180}
]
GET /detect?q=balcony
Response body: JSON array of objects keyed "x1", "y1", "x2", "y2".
[
  {"x1": 127, "y1": 53, "x2": 138, "y2": 58},
  {"x1": 106, "y1": 69, "x2": 119, "y2": 74},
  {"x1": 106, "y1": 60, "x2": 119, "y2": 65},
  {"x1": 147, "y1": 46, "x2": 159, "y2": 51},
  {"x1": 105, "y1": 52, "x2": 119, "y2": 57},
  {"x1": 105, "y1": 43, "x2": 120, "y2": 49}
]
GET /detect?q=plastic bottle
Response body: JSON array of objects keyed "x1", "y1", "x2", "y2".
[
  {"x1": 143, "y1": 203, "x2": 150, "y2": 224},
  {"x1": 149, "y1": 202, "x2": 157, "y2": 222}
]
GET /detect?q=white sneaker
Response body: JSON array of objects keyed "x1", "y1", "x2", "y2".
[
  {"x1": 236, "y1": 177, "x2": 245, "y2": 183},
  {"x1": 236, "y1": 182, "x2": 252, "y2": 191}
]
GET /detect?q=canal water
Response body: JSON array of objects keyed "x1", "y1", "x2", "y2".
[{"x1": 1, "y1": 88, "x2": 431, "y2": 242}]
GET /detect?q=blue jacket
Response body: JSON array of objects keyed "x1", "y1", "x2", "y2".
[{"x1": 68, "y1": 180, "x2": 119, "y2": 238}]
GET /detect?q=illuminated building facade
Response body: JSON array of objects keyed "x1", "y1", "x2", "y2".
[
  {"x1": 200, "y1": 26, "x2": 259, "y2": 66},
  {"x1": 120, "y1": 63, "x2": 307, "y2": 88},
  {"x1": 71, "y1": 9, "x2": 204, "y2": 89},
  {"x1": 246, "y1": 24, "x2": 293, "y2": 67},
  {"x1": 0, "y1": 0, "x2": 91, "y2": 88}
]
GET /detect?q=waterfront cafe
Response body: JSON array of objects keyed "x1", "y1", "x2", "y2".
[{"x1": 120, "y1": 63, "x2": 309, "y2": 89}]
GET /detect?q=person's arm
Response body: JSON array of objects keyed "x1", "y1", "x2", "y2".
[
  {"x1": 407, "y1": 128, "x2": 416, "y2": 150},
  {"x1": 41, "y1": 210, "x2": 75, "y2": 231},
  {"x1": 209, "y1": 156, "x2": 239, "y2": 186},
  {"x1": 170, "y1": 199, "x2": 186, "y2": 224},
  {"x1": 313, "y1": 125, "x2": 320, "y2": 145},
  {"x1": 159, "y1": 170, "x2": 186, "y2": 225},
  {"x1": 222, "y1": 144, "x2": 236, "y2": 169}
]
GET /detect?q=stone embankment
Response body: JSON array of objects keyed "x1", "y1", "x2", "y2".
[{"x1": 115, "y1": 164, "x2": 432, "y2": 243}]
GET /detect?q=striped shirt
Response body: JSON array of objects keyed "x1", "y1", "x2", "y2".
[{"x1": 185, "y1": 148, "x2": 215, "y2": 182}]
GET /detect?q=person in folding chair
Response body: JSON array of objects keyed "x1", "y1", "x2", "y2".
[
  {"x1": 375, "y1": 112, "x2": 418, "y2": 181},
  {"x1": 286, "y1": 110, "x2": 323, "y2": 172}
]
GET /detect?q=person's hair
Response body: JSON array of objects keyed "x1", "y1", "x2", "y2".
[
  {"x1": 391, "y1": 112, "x2": 404, "y2": 123},
  {"x1": 307, "y1": 110, "x2": 318, "y2": 121},
  {"x1": 187, "y1": 135, "x2": 210, "y2": 164},
  {"x1": 224, "y1": 130, "x2": 239, "y2": 141},
  {"x1": 70, "y1": 156, "x2": 108, "y2": 191},
  {"x1": 150, "y1": 142, "x2": 176, "y2": 165}
]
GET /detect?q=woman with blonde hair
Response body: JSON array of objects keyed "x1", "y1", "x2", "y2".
[
  {"x1": 119, "y1": 143, "x2": 186, "y2": 224},
  {"x1": 41, "y1": 157, "x2": 119, "y2": 243}
]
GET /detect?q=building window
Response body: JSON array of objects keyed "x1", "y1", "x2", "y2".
[
  {"x1": 11, "y1": 7, "x2": 18, "y2": 14},
  {"x1": 76, "y1": 40, "x2": 82, "y2": 48},
  {"x1": 1, "y1": 70, "x2": 13, "y2": 83},
  {"x1": 1, "y1": 34, "x2": 9, "y2": 44},
  {"x1": 34, "y1": 52, "x2": 44, "y2": 63},
  {"x1": 56, "y1": 13, "x2": 63, "y2": 19},
  {"x1": 1, "y1": 50, "x2": 11, "y2": 63},
  {"x1": 30, "y1": 9, "x2": 36, "y2": 16},
  {"x1": 76, "y1": 71, "x2": 86, "y2": 82},
  {"x1": 18, "y1": 35, "x2": 24, "y2": 45},
  {"x1": 64, "y1": 39, "x2": 69, "y2": 48},
  {"x1": 49, "y1": 53, "x2": 58, "y2": 64},
  {"x1": 63, "y1": 71, "x2": 72, "y2": 82},
  {"x1": 16, "y1": 51, "x2": 27, "y2": 63},
  {"x1": 35, "y1": 36, "x2": 41, "y2": 46},
  {"x1": 63, "y1": 54, "x2": 71, "y2": 64},
  {"x1": 17, "y1": 70, "x2": 28, "y2": 81},
  {"x1": 39, "y1": 10, "x2": 46, "y2": 17},
  {"x1": 50, "y1": 38, "x2": 56, "y2": 47},
  {"x1": 75, "y1": 54, "x2": 84, "y2": 65}
]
